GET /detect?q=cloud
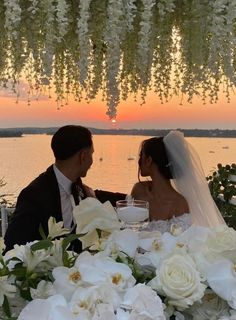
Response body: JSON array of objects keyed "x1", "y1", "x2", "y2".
[{"x1": 0, "y1": 81, "x2": 49, "y2": 101}]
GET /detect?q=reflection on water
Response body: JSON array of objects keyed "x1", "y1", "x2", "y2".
[{"x1": 0, "y1": 134, "x2": 236, "y2": 200}]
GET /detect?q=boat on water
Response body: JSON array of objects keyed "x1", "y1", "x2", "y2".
[
  {"x1": 222, "y1": 146, "x2": 229, "y2": 149},
  {"x1": 127, "y1": 156, "x2": 135, "y2": 160}
]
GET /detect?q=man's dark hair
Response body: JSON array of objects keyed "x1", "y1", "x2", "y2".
[{"x1": 51, "y1": 125, "x2": 92, "y2": 160}]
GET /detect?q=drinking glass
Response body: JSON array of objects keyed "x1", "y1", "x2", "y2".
[{"x1": 116, "y1": 200, "x2": 149, "y2": 231}]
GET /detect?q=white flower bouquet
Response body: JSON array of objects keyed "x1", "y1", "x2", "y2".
[{"x1": 1, "y1": 198, "x2": 236, "y2": 319}]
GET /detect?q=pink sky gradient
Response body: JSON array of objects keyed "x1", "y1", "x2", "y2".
[{"x1": 0, "y1": 88, "x2": 235, "y2": 129}]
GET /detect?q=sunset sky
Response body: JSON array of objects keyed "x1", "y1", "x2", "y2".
[{"x1": 0, "y1": 86, "x2": 235, "y2": 129}]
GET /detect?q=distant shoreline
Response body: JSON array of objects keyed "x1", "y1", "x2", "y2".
[{"x1": 0, "y1": 127, "x2": 236, "y2": 138}]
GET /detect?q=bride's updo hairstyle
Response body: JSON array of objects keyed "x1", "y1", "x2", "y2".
[{"x1": 139, "y1": 137, "x2": 173, "y2": 179}]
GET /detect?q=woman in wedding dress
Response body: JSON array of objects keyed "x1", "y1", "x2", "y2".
[{"x1": 131, "y1": 131, "x2": 226, "y2": 231}]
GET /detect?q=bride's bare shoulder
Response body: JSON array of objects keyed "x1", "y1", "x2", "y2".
[{"x1": 131, "y1": 181, "x2": 150, "y2": 198}]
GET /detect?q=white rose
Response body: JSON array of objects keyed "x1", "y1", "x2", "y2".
[{"x1": 150, "y1": 254, "x2": 206, "y2": 310}]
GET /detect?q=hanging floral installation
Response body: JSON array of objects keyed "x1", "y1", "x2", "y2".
[{"x1": 0, "y1": 0, "x2": 236, "y2": 118}]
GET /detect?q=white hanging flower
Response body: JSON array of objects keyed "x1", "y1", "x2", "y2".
[
  {"x1": 137, "y1": 0, "x2": 156, "y2": 84},
  {"x1": 104, "y1": 0, "x2": 124, "y2": 118},
  {"x1": 55, "y1": 0, "x2": 69, "y2": 41},
  {"x1": 4, "y1": 0, "x2": 21, "y2": 39},
  {"x1": 157, "y1": 0, "x2": 176, "y2": 16},
  {"x1": 28, "y1": 0, "x2": 39, "y2": 15},
  {"x1": 77, "y1": 0, "x2": 92, "y2": 85},
  {"x1": 124, "y1": 0, "x2": 137, "y2": 31}
]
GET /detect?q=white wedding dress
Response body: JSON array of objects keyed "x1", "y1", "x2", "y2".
[{"x1": 145, "y1": 213, "x2": 192, "y2": 233}]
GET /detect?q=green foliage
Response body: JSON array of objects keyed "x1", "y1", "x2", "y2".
[{"x1": 207, "y1": 163, "x2": 236, "y2": 228}]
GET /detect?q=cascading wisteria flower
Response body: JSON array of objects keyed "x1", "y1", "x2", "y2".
[{"x1": 0, "y1": 0, "x2": 236, "y2": 118}]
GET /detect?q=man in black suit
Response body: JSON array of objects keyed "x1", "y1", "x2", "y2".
[{"x1": 4, "y1": 125, "x2": 126, "y2": 252}]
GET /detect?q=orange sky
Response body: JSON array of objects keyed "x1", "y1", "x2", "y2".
[{"x1": 0, "y1": 87, "x2": 235, "y2": 129}]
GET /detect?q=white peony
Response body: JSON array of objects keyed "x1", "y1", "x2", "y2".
[
  {"x1": 71, "y1": 284, "x2": 121, "y2": 315},
  {"x1": 206, "y1": 226, "x2": 236, "y2": 262},
  {"x1": 18, "y1": 294, "x2": 90, "y2": 320},
  {"x1": 92, "y1": 303, "x2": 117, "y2": 320},
  {"x1": 120, "y1": 283, "x2": 165, "y2": 320}
]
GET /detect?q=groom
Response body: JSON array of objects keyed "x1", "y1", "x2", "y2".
[{"x1": 4, "y1": 125, "x2": 126, "y2": 252}]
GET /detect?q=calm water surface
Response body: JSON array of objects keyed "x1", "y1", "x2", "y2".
[{"x1": 0, "y1": 134, "x2": 236, "y2": 201}]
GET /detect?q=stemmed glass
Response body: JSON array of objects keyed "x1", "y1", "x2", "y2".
[{"x1": 116, "y1": 199, "x2": 149, "y2": 231}]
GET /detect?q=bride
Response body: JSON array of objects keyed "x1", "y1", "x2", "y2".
[{"x1": 131, "y1": 130, "x2": 226, "y2": 231}]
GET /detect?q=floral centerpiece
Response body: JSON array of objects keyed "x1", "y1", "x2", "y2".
[{"x1": 1, "y1": 197, "x2": 236, "y2": 319}]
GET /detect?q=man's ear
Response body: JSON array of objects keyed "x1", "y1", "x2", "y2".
[
  {"x1": 77, "y1": 150, "x2": 85, "y2": 164},
  {"x1": 146, "y1": 156, "x2": 153, "y2": 167}
]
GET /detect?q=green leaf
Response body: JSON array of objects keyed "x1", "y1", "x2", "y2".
[
  {"x1": 2, "y1": 295, "x2": 11, "y2": 318},
  {"x1": 30, "y1": 239, "x2": 53, "y2": 251},
  {"x1": 61, "y1": 234, "x2": 80, "y2": 252},
  {"x1": 20, "y1": 288, "x2": 32, "y2": 301},
  {"x1": 39, "y1": 223, "x2": 47, "y2": 240},
  {"x1": 11, "y1": 265, "x2": 27, "y2": 278}
]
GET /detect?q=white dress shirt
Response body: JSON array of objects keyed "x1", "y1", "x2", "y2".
[{"x1": 53, "y1": 164, "x2": 75, "y2": 230}]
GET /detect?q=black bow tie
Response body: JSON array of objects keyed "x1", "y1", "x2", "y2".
[{"x1": 71, "y1": 182, "x2": 85, "y2": 206}]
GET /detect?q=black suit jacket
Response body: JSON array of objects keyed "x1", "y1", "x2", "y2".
[{"x1": 4, "y1": 165, "x2": 126, "y2": 252}]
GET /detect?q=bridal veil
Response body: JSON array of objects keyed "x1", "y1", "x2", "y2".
[{"x1": 163, "y1": 131, "x2": 226, "y2": 228}]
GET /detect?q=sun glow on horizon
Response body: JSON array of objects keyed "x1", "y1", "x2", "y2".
[{"x1": 0, "y1": 87, "x2": 235, "y2": 129}]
